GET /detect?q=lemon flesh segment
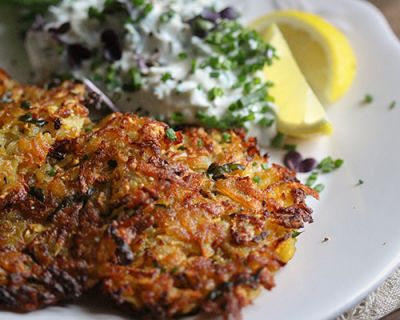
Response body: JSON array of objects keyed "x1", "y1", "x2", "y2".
[
  {"x1": 262, "y1": 24, "x2": 332, "y2": 138},
  {"x1": 252, "y1": 10, "x2": 356, "y2": 104}
]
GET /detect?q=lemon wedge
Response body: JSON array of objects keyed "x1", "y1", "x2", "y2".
[
  {"x1": 251, "y1": 10, "x2": 356, "y2": 104},
  {"x1": 261, "y1": 24, "x2": 333, "y2": 138}
]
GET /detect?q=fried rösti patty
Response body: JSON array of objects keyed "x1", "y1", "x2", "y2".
[{"x1": 0, "y1": 72, "x2": 318, "y2": 318}]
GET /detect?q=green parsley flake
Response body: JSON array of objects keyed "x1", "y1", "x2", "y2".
[
  {"x1": 178, "y1": 52, "x2": 188, "y2": 60},
  {"x1": 283, "y1": 144, "x2": 297, "y2": 151},
  {"x1": 161, "y1": 72, "x2": 172, "y2": 82},
  {"x1": 47, "y1": 168, "x2": 56, "y2": 177},
  {"x1": 356, "y1": 179, "x2": 364, "y2": 186},
  {"x1": 159, "y1": 10, "x2": 175, "y2": 23},
  {"x1": 389, "y1": 101, "x2": 397, "y2": 110},
  {"x1": 292, "y1": 231, "x2": 303, "y2": 238},
  {"x1": 171, "y1": 112, "x2": 184, "y2": 124},
  {"x1": 261, "y1": 163, "x2": 269, "y2": 170},
  {"x1": 306, "y1": 171, "x2": 318, "y2": 187},
  {"x1": 165, "y1": 128, "x2": 177, "y2": 141},
  {"x1": 208, "y1": 87, "x2": 224, "y2": 101},
  {"x1": 270, "y1": 132, "x2": 285, "y2": 148},
  {"x1": 130, "y1": 67, "x2": 142, "y2": 91},
  {"x1": 317, "y1": 157, "x2": 344, "y2": 173},
  {"x1": 253, "y1": 176, "x2": 261, "y2": 184},
  {"x1": 222, "y1": 132, "x2": 231, "y2": 143},
  {"x1": 314, "y1": 184, "x2": 325, "y2": 193},
  {"x1": 362, "y1": 94, "x2": 374, "y2": 105}
]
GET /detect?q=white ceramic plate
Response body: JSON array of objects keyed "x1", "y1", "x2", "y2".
[{"x1": 1, "y1": 0, "x2": 400, "y2": 319}]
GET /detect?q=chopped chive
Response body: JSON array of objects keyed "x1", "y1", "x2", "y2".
[
  {"x1": 314, "y1": 184, "x2": 325, "y2": 193},
  {"x1": 253, "y1": 176, "x2": 261, "y2": 184},
  {"x1": 208, "y1": 87, "x2": 224, "y2": 101},
  {"x1": 283, "y1": 144, "x2": 297, "y2": 152},
  {"x1": 261, "y1": 163, "x2": 269, "y2": 170},
  {"x1": 389, "y1": 101, "x2": 397, "y2": 110},
  {"x1": 222, "y1": 132, "x2": 231, "y2": 143},
  {"x1": 292, "y1": 231, "x2": 303, "y2": 238},
  {"x1": 362, "y1": 94, "x2": 374, "y2": 105},
  {"x1": 190, "y1": 59, "x2": 197, "y2": 74},
  {"x1": 270, "y1": 132, "x2": 285, "y2": 148},
  {"x1": 130, "y1": 67, "x2": 142, "y2": 91},
  {"x1": 161, "y1": 72, "x2": 172, "y2": 82},
  {"x1": 306, "y1": 171, "x2": 318, "y2": 187},
  {"x1": 171, "y1": 112, "x2": 185, "y2": 124},
  {"x1": 178, "y1": 52, "x2": 188, "y2": 60},
  {"x1": 165, "y1": 128, "x2": 177, "y2": 141},
  {"x1": 47, "y1": 168, "x2": 56, "y2": 177},
  {"x1": 317, "y1": 157, "x2": 344, "y2": 173},
  {"x1": 356, "y1": 179, "x2": 364, "y2": 186}
]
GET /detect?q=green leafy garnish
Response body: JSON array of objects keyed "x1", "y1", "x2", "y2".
[
  {"x1": 206, "y1": 163, "x2": 245, "y2": 180},
  {"x1": 313, "y1": 184, "x2": 325, "y2": 193},
  {"x1": 306, "y1": 172, "x2": 319, "y2": 187},
  {"x1": 356, "y1": 179, "x2": 364, "y2": 186},
  {"x1": 161, "y1": 72, "x2": 172, "y2": 82},
  {"x1": 317, "y1": 157, "x2": 344, "y2": 173},
  {"x1": 270, "y1": 132, "x2": 285, "y2": 148},
  {"x1": 208, "y1": 87, "x2": 224, "y2": 101},
  {"x1": 362, "y1": 94, "x2": 374, "y2": 105},
  {"x1": 165, "y1": 128, "x2": 177, "y2": 141}
]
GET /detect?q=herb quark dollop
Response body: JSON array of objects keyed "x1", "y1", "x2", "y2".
[{"x1": 27, "y1": 0, "x2": 277, "y2": 129}]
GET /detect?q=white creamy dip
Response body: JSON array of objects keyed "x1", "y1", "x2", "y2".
[{"x1": 26, "y1": 0, "x2": 276, "y2": 130}]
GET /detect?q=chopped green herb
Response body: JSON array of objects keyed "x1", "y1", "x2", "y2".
[
  {"x1": 165, "y1": 128, "x2": 177, "y2": 141},
  {"x1": 356, "y1": 179, "x2": 364, "y2": 186},
  {"x1": 161, "y1": 72, "x2": 172, "y2": 82},
  {"x1": 314, "y1": 184, "x2": 325, "y2": 193},
  {"x1": 208, "y1": 87, "x2": 224, "y2": 101},
  {"x1": 20, "y1": 101, "x2": 31, "y2": 110},
  {"x1": 253, "y1": 176, "x2": 261, "y2": 184},
  {"x1": 389, "y1": 101, "x2": 397, "y2": 110},
  {"x1": 317, "y1": 157, "x2": 344, "y2": 173},
  {"x1": 206, "y1": 163, "x2": 245, "y2": 180},
  {"x1": 221, "y1": 132, "x2": 231, "y2": 143},
  {"x1": 178, "y1": 52, "x2": 188, "y2": 60},
  {"x1": 171, "y1": 112, "x2": 185, "y2": 124},
  {"x1": 261, "y1": 163, "x2": 269, "y2": 170},
  {"x1": 197, "y1": 139, "x2": 204, "y2": 147},
  {"x1": 283, "y1": 144, "x2": 297, "y2": 152},
  {"x1": 292, "y1": 231, "x2": 303, "y2": 238},
  {"x1": 210, "y1": 71, "x2": 220, "y2": 78},
  {"x1": 46, "y1": 168, "x2": 56, "y2": 177},
  {"x1": 362, "y1": 94, "x2": 374, "y2": 105},
  {"x1": 258, "y1": 117, "x2": 274, "y2": 128},
  {"x1": 270, "y1": 132, "x2": 285, "y2": 148},
  {"x1": 142, "y1": 3, "x2": 153, "y2": 17},
  {"x1": 306, "y1": 171, "x2": 319, "y2": 187},
  {"x1": 190, "y1": 59, "x2": 197, "y2": 74},
  {"x1": 159, "y1": 10, "x2": 175, "y2": 23},
  {"x1": 131, "y1": 0, "x2": 145, "y2": 5},
  {"x1": 130, "y1": 67, "x2": 142, "y2": 91},
  {"x1": 88, "y1": 6, "x2": 105, "y2": 21}
]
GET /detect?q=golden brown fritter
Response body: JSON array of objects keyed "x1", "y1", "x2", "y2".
[
  {"x1": 0, "y1": 72, "x2": 318, "y2": 318},
  {"x1": 0, "y1": 70, "x2": 92, "y2": 310}
]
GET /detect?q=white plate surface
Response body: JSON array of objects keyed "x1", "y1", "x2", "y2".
[{"x1": 1, "y1": 0, "x2": 400, "y2": 319}]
